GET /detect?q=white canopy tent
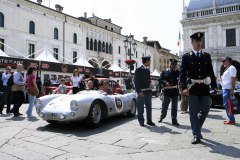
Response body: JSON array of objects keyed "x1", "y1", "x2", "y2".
[
  {"x1": 109, "y1": 63, "x2": 124, "y2": 72},
  {"x1": 34, "y1": 48, "x2": 60, "y2": 63},
  {"x1": 151, "y1": 69, "x2": 160, "y2": 77},
  {"x1": 74, "y1": 55, "x2": 93, "y2": 67},
  {"x1": 0, "y1": 49, "x2": 9, "y2": 57}
]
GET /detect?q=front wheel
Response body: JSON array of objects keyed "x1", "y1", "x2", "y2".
[
  {"x1": 126, "y1": 100, "x2": 136, "y2": 117},
  {"x1": 85, "y1": 101, "x2": 103, "y2": 128}
]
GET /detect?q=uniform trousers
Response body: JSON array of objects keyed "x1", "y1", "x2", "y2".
[
  {"x1": 160, "y1": 95, "x2": 178, "y2": 121},
  {"x1": 180, "y1": 95, "x2": 188, "y2": 112},
  {"x1": 188, "y1": 95, "x2": 210, "y2": 138},
  {"x1": 136, "y1": 91, "x2": 152, "y2": 124}
]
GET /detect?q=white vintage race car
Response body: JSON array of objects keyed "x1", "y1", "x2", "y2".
[{"x1": 35, "y1": 90, "x2": 137, "y2": 128}]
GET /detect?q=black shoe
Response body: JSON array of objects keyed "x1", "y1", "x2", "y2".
[
  {"x1": 172, "y1": 121, "x2": 180, "y2": 126},
  {"x1": 14, "y1": 113, "x2": 20, "y2": 117},
  {"x1": 18, "y1": 113, "x2": 23, "y2": 116},
  {"x1": 158, "y1": 118, "x2": 163, "y2": 123},
  {"x1": 0, "y1": 112, "x2": 3, "y2": 114},
  {"x1": 200, "y1": 135, "x2": 203, "y2": 139},
  {"x1": 140, "y1": 123, "x2": 145, "y2": 127},
  {"x1": 191, "y1": 137, "x2": 201, "y2": 144},
  {"x1": 147, "y1": 121, "x2": 155, "y2": 126},
  {"x1": 9, "y1": 110, "x2": 14, "y2": 113}
]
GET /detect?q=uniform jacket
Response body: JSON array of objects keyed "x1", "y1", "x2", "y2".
[
  {"x1": 179, "y1": 51, "x2": 217, "y2": 96},
  {"x1": 134, "y1": 65, "x2": 151, "y2": 93},
  {"x1": 159, "y1": 69, "x2": 179, "y2": 96}
]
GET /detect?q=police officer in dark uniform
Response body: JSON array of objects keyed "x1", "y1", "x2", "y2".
[
  {"x1": 135, "y1": 56, "x2": 155, "y2": 126},
  {"x1": 158, "y1": 59, "x2": 180, "y2": 126},
  {"x1": 179, "y1": 32, "x2": 217, "y2": 144}
]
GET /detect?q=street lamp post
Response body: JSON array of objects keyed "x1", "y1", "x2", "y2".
[{"x1": 124, "y1": 34, "x2": 137, "y2": 74}]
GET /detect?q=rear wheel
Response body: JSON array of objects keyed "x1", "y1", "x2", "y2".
[
  {"x1": 86, "y1": 101, "x2": 103, "y2": 128},
  {"x1": 126, "y1": 100, "x2": 136, "y2": 117},
  {"x1": 155, "y1": 92, "x2": 160, "y2": 97}
]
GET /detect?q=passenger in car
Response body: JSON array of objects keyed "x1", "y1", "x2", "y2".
[{"x1": 99, "y1": 81, "x2": 112, "y2": 95}]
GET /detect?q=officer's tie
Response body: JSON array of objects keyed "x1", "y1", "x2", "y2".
[{"x1": 197, "y1": 52, "x2": 200, "y2": 57}]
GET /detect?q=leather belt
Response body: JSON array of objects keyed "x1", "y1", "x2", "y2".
[
  {"x1": 140, "y1": 88, "x2": 151, "y2": 91},
  {"x1": 164, "y1": 85, "x2": 178, "y2": 89},
  {"x1": 191, "y1": 79, "x2": 204, "y2": 84}
]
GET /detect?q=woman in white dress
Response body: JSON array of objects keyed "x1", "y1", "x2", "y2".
[{"x1": 71, "y1": 69, "x2": 82, "y2": 94}]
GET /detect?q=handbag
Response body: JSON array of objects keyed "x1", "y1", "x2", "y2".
[
  {"x1": 26, "y1": 87, "x2": 39, "y2": 96},
  {"x1": 227, "y1": 96, "x2": 240, "y2": 115}
]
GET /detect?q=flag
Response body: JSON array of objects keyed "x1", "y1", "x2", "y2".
[{"x1": 177, "y1": 30, "x2": 181, "y2": 47}]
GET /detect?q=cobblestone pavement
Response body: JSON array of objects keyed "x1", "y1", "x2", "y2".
[{"x1": 0, "y1": 98, "x2": 239, "y2": 160}]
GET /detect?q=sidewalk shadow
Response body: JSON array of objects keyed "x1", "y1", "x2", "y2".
[
  {"x1": 5, "y1": 116, "x2": 25, "y2": 121},
  {"x1": 210, "y1": 109, "x2": 223, "y2": 112},
  {"x1": 145, "y1": 125, "x2": 182, "y2": 134},
  {"x1": 36, "y1": 115, "x2": 136, "y2": 137},
  {"x1": 203, "y1": 138, "x2": 240, "y2": 158},
  {"x1": 207, "y1": 114, "x2": 225, "y2": 120},
  {"x1": 0, "y1": 113, "x2": 13, "y2": 117}
]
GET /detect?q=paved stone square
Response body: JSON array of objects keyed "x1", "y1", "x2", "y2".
[{"x1": 0, "y1": 98, "x2": 239, "y2": 160}]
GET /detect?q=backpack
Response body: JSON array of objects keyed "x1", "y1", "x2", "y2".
[{"x1": 7, "y1": 75, "x2": 14, "y2": 86}]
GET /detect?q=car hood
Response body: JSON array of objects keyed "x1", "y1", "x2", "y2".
[{"x1": 43, "y1": 91, "x2": 101, "y2": 112}]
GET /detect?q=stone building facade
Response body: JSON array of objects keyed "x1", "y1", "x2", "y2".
[{"x1": 0, "y1": 0, "x2": 174, "y2": 77}]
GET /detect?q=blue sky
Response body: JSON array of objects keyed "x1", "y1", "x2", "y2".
[{"x1": 30, "y1": 0, "x2": 191, "y2": 54}]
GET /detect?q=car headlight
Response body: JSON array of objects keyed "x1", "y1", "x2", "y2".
[
  {"x1": 35, "y1": 99, "x2": 42, "y2": 108},
  {"x1": 60, "y1": 113, "x2": 66, "y2": 119},
  {"x1": 70, "y1": 100, "x2": 79, "y2": 111},
  {"x1": 40, "y1": 111, "x2": 44, "y2": 117}
]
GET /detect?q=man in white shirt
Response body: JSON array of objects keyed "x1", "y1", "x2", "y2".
[{"x1": 221, "y1": 57, "x2": 237, "y2": 125}]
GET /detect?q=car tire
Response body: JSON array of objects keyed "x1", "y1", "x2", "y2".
[
  {"x1": 46, "y1": 120, "x2": 58, "y2": 125},
  {"x1": 155, "y1": 92, "x2": 160, "y2": 97},
  {"x1": 86, "y1": 101, "x2": 103, "y2": 128},
  {"x1": 209, "y1": 97, "x2": 214, "y2": 107},
  {"x1": 126, "y1": 99, "x2": 136, "y2": 117}
]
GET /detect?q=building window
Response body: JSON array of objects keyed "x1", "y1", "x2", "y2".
[
  {"x1": 0, "y1": 38, "x2": 4, "y2": 51},
  {"x1": 90, "y1": 38, "x2": 93, "y2": 50},
  {"x1": 135, "y1": 62, "x2": 138, "y2": 68},
  {"x1": 94, "y1": 40, "x2": 97, "y2": 51},
  {"x1": 135, "y1": 51, "x2": 138, "y2": 58},
  {"x1": 118, "y1": 46, "x2": 121, "y2": 54},
  {"x1": 98, "y1": 40, "x2": 101, "y2": 52},
  {"x1": 73, "y1": 33, "x2": 77, "y2": 44},
  {"x1": 53, "y1": 48, "x2": 58, "y2": 60},
  {"x1": 109, "y1": 43, "x2": 112, "y2": 54},
  {"x1": 106, "y1": 43, "x2": 109, "y2": 53},
  {"x1": 73, "y1": 51, "x2": 77, "y2": 63},
  {"x1": 29, "y1": 21, "x2": 35, "y2": 34},
  {"x1": 226, "y1": 29, "x2": 236, "y2": 47},
  {"x1": 0, "y1": 12, "x2": 4, "y2": 27},
  {"x1": 105, "y1": 25, "x2": 108, "y2": 29},
  {"x1": 86, "y1": 37, "x2": 89, "y2": 50},
  {"x1": 201, "y1": 32, "x2": 205, "y2": 49},
  {"x1": 118, "y1": 59, "x2": 121, "y2": 67},
  {"x1": 102, "y1": 42, "x2": 105, "y2": 52},
  {"x1": 54, "y1": 28, "x2": 58, "y2": 40},
  {"x1": 111, "y1": 28, "x2": 113, "y2": 31},
  {"x1": 28, "y1": 44, "x2": 35, "y2": 58}
]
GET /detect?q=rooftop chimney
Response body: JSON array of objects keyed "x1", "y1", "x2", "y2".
[
  {"x1": 55, "y1": 4, "x2": 63, "y2": 12},
  {"x1": 143, "y1": 37, "x2": 148, "y2": 43},
  {"x1": 37, "y1": 0, "x2": 42, "y2": 5},
  {"x1": 84, "y1": 12, "x2": 87, "y2": 19}
]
